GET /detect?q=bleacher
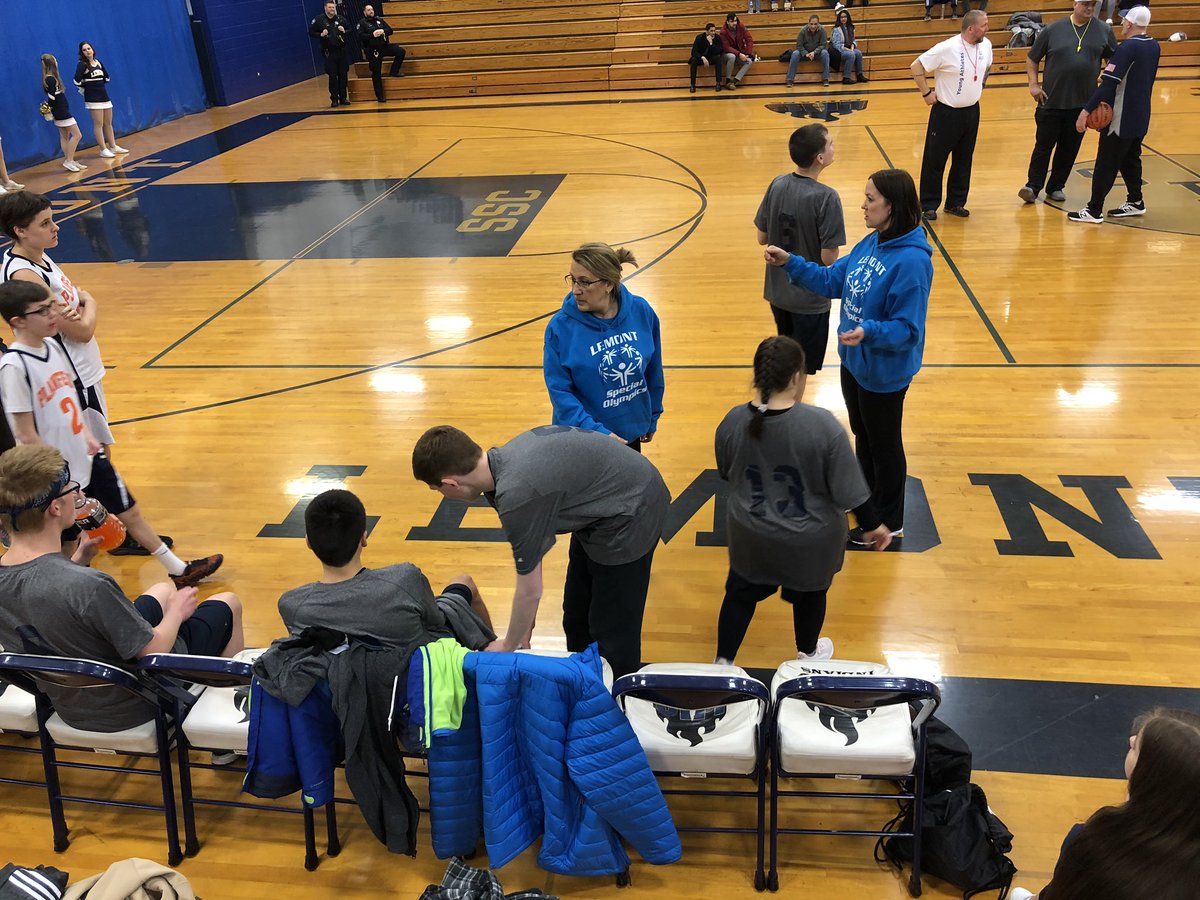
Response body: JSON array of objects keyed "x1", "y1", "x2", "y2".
[{"x1": 350, "y1": 0, "x2": 1199, "y2": 100}]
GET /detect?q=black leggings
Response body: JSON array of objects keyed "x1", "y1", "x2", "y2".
[{"x1": 716, "y1": 568, "x2": 827, "y2": 661}]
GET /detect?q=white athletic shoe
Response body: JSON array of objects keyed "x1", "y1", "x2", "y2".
[
  {"x1": 798, "y1": 637, "x2": 835, "y2": 661},
  {"x1": 110, "y1": 144, "x2": 130, "y2": 153},
  {"x1": 99, "y1": 148, "x2": 115, "y2": 158},
  {"x1": 1010, "y1": 889, "x2": 1035, "y2": 900},
  {"x1": 62, "y1": 160, "x2": 83, "y2": 172},
  {"x1": 1, "y1": 180, "x2": 24, "y2": 192}
]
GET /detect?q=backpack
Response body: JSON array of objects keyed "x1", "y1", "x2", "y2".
[
  {"x1": 913, "y1": 714, "x2": 972, "y2": 796},
  {"x1": 878, "y1": 783, "x2": 1017, "y2": 899}
]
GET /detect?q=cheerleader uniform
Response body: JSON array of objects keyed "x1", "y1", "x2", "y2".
[
  {"x1": 74, "y1": 59, "x2": 112, "y2": 110},
  {"x1": 43, "y1": 77, "x2": 76, "y2": 128}
]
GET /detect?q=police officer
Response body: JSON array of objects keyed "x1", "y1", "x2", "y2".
[
  {"x1": 309, "y1": 1, "x2": 351, "y2": 107},
  {"x1": 357, "y1": 4, "x2": 406, "y2": 102}
]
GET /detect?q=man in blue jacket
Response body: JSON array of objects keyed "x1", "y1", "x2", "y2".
[{"x1": 1068, "y1": 5, "x2": 1160, "y2": 223}]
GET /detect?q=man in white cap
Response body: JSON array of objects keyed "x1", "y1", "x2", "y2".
[
  {"x1": 1068, "y1": 5, "x2": 1160, "y2": 223},
  {"x1": 1019, "y1": 1, "x2": 1117, "y2": 204}
]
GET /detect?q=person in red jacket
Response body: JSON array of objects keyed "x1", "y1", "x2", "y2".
[{"x1": 721, "y1": 13, "x2": 757, "y2": 89}]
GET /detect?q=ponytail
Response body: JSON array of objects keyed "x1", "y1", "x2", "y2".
[{"x1": 747, "y1": 335, "x2": 805, "y2": 439}]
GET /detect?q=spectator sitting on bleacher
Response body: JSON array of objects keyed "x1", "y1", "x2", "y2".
[
  {"x1": 923, "y1": 0, "x2": 958, "y2": 22},
  {"x1": 721, "y1": 12, "x2": 757, "y2": 89},
  {"x1": 788, "y1": 16, "x2": 831, "y2": 87},
  {"x1": 0, "y1": 444, "x2": 244, "y2": 734},
  {"x1": 689, "y1": 23, "x2": 724, "y2": 93},
  {"x1": 831, "y1": 9, "x2": 868, "y2": 84},
  {"x1": 276, "y1": 488, "x2": 495, "y2": 653}
]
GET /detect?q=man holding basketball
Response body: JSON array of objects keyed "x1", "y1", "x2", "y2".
[
  {"x1": 1068, "y1": 6, "x2": 1160, "y2": 223},
  {"x1": 1019, "y1": 1, "x2": 1117, "y2": 204}
]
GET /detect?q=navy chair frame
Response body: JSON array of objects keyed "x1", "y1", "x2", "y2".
[
  {"x1": 0, "y1": 651, "x2": 187, "y2": 864},
  {"x1": 138, "y1": 653, "x2": 342, "y2": 871},
  {"x1": 613, "y1": 672, "x2": 772, "y2": 891},
  {"x1": 767, "y1": 675, "x2": 940, "y2": 896}
]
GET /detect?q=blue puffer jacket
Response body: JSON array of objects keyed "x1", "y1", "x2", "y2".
[{"x1": 427, "y1": 644, "x2": 681, "y2": 875}]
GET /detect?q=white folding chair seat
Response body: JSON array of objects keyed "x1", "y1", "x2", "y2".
[
  {"x1": 624, "y1": 663, "x2": 764, "y2": 776},
  {"x1": 45, "y1": 713, "x2": 161, "y2": 755},
  {"x1": 178, "y1": 648, "x2": 262, "y2": 753},
  {"x1": 772, "y1": 659, "x2": 915, "y2": 777},
  {"x1": 0, "y1": 683, "x2": 38, "y2": 734}
]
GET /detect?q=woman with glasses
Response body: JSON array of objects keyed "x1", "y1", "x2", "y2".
[{"x1": 543, "y1": 242, "x2": 665, "y2": 451}]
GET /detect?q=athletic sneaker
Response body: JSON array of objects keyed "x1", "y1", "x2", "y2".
[
  {"x1": 63, "y1": 160, "x2": 83, "y2": 172},
  {"x1": 714, "y1": 656, "x2": 735, "y2": 666},
  {"x1": 1047, "y1": 190, "x2": 1066, "y2": 202},
  {"x1": 922, "y1": 208, "x2": 937, "y2": 220},
  {"x1": 1067, "y1": 208, "x2": 1104, "y2": 224},
  {"x1": 1009, "y1": 890, "x2": 1035, "y2": 900},
  {"x1": 1017, "y1": 186, "x2": 1037, "y2": 204},
  {"x1": 110, "y1": 144, "x2": 129, "y2": 153},
  {"x1": 1108, "y1": 200, "x2": 1146, "y2": 218},
  {"x1": 99, "y1": 148, "x2": 115, "y2": 159},
  {"x1": 797, "y1": 637, "x2": 835, "y2": 661},
  {"x1": 1, "y1": 180, "x2": 24, "y2": 192},
  {"x1": 170, "y1": 554, "x2": 224, "y2": 588},
  {"x1": 889, "y1": 528, "x2": 905, "y2": 539},
  {"x1": 110, "y1": 534, "x2": 175, "y2": 556},
  {"x1": 210, "y1": 751, "x2": 240, "y2": 766}
]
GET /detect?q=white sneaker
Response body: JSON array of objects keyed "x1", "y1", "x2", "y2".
[
  {"x1": 110, "y1": 144, "x2": 129, "y2": 153},
  {"x1": 1067, "y1": 207, "x2": 1104, "y2": 224},
  {"x1": 1010, "y1": 890, "x2": 1034, "y2": 900},
  {"x1": 2, "y1": 180, "x2": 23, "y2": 192},
  {"x1": 1105, "y1": 17, "x2": 1113, "y2": 24},
  {"x1": 99, "y1": 148, "x2": 115, "y2": 158},
  {"x1": 63, "y1": 160, "x2": 82, "y2": 172},
  {"x1": 714, "y1": 656, "x2": 735, "y2": 666},
  {"x1": 798, "y1": 637, "x2": 835, "y2": 661},
  {"x1": 889, "y1": 528, "x2": 905, "y2": 539},
  {"x1": 1107, "y1": 201, "x2": 1146, "y2": 218}
]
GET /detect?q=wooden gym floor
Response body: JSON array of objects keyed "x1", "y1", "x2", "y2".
[{"x1": 1, "y1": 67, "x2": 1199, "y2": 897}]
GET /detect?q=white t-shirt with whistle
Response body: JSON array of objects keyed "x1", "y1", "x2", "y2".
[{"x1": 918, "y1": 35, "x2": 993, "y2": 108}]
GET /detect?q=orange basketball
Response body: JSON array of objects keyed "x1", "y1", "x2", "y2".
[{"x1": 1087, "y1": 102, "x2": 1113, "y2": 131}]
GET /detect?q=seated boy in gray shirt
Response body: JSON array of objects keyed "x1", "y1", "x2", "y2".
[
  {"x1": 412, "y1": 425, "x2": 670, "y2": 678},
  {"x1": 276, "y1": 489, "x2": 495, "y2": 656}
]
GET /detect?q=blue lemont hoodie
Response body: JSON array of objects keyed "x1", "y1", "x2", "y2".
[
  {"x1": 543, "y1": 283, "x2": 665, "y2": 443},
  {"x1": 783, "y1": 225, "x2": 933, "y2": 393}
]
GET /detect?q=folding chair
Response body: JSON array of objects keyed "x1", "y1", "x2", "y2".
[
  {"x1": 0, "y1": 660, "x2": 43, "y2": 789},
  {"x1": 0, "y1": 651, "x2": 187, "y2": 864},
  {"x1": 767, "y1": 659, "x2": 940, "y2": 896},
  {"x1": 138, "y1": 651, "x2": 342, "y2": 871},
  {"x1": 613, "y1": 663, "x2": 771, "y2": 891}
]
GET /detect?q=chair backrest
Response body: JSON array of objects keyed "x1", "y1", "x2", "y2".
[
  {"x1": 0, "y1": 652, "x2": 144, "y2": 693},
  {"x1": 771, "y1": 663, "x2": 940, "y2": 734},
  {"x1": 614, "y1": 664, "x2": 770, "y2": 712},
  {"x1": 139, "y1": 653, "x2": 253, "y2": 688}
]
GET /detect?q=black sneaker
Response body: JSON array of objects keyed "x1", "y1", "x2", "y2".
[
  {"x1": 922, "y1": 208, "x2": 937, "y2": 220},
  {"x1": 944, "y1": 206, "x2": 970, "y2": 217},
  {"x1": 170, "y1": 554, "x2": 224, "y2": 588},
  {"x1": 110, "y1": 534, "x2": 174, "y2": 556}
]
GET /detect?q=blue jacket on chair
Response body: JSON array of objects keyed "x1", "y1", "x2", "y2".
[{"x1": 426, "y1": 644, "x2": 681, "y2": 875}]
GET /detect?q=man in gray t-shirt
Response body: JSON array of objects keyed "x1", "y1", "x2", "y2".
[
  {"x1": 0, "y1": 445, "x2": 243, "y2": 733},
  {"x1": 755, "y1": 123, "x2": 845, "y2": 374},
  {"x1": 276, "y1": 489, "x2": 495, "y2": 660},
  {"x1": 412, "y1": 424, "x2": 669, "y2": 677},
  {"x1": 1020, "y1": 1, "x2": 1117, "y2": 202}
]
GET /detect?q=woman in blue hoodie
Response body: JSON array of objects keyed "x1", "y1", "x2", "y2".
[
  {"x1": 543, "y1": 243, "x2": 665, "y2": 450},
  {"x1": 765, "y1": 168, "x2": 932, "y2": 537}
]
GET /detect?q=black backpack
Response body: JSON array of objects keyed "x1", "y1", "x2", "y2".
[
  {"x1": 911, "y1": 714, "x2": 972, "y2": 796},
  {"x1": 878, "y1": 783, "x2": 1017, "y2": 899}
]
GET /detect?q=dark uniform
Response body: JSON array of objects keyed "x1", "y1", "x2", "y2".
[
  {"x1": 309, "y1": 8, "x2": 352, "y2": 106},
  {"x1": 357, "y1": 13, "x2": 406, "y2": 101}
]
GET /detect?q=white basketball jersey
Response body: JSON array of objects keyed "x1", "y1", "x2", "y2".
[
  {"x1": 0, "y1": 340, "x2": 94, "y2": 488},
  {"x1": 1, "y1": 251, "x2": 105, "y2": 388}
]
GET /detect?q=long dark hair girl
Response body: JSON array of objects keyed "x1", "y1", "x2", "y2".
[
  {"x1": 748, "y1": 335, "x2": 806, "y2": 438},
  {"x1": 1040, "y1": 708, "x2": 1200, "y2": 900}
]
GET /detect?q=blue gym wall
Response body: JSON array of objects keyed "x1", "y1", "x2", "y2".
[
  {"x1": 0, "y1": 0, "x2": 207, "y2": 173},
  {"x1": 189, "y1": 0, "x2": 322, "y2": 108}
]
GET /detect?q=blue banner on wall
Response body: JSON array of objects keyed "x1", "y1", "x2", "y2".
[{"x1": 0, "y1": 0, "x2": 206, "y2": 173}]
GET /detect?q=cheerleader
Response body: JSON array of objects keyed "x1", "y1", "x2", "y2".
[
  {"x1": 40, "y1": 54, "x2": 85, "y2": 173},
  {"x1": 74, "y1": 42, "x2": 128, "y2": 160}
]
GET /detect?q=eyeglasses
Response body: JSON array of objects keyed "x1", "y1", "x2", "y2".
[
  {"x1": 19, "y1": 302, "x2": 56, "y2": 319},
  {"x1": 564, "y1": 275, "x2": 603, "y2": 289},
  {"x1": 51, "y1": 481, "x2": 81, "y2": 505}
]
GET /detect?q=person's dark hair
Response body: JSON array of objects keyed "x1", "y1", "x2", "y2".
[
  {"x1": 304, "y1": 489, "x2": 366, "y2": 568},
  {"x1": 412, "y1": 425, "x2": 483, "y2": 486},
  {"x1": 808, "y1": 13, "x2": 820, "y2": 23},
  {"x1": 0, "y1": 190, "x2": 52, "y2": 242},
  {"x1": 789, "y1": 123, "x2": 829, "y2": 169},
  {"x1": 1040, "y1": 708, "x2": 1200, "y2": 900},
  {"x1": 835, "y1": 9, "x2": 855, "y2": 31},
  {"x1": 77, "y1": 41, "x2": 94, "y2": 63},
  {"x1": 868, "y1": 168, "x2": 921, "y2": 242},
  {"x1": 0, "y1": 280, "x2": 51, "y2": 325},
  {"x1": 748, "y1": 336, "x2": 805, "y2": 439},
  {"x1": 704, "y1": 21, "x2": 716, "y2": 30},
  {"x1": 725, "y1": 12, "x2": 738, "y2": 22}
]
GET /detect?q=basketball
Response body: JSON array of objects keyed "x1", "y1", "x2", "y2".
[{"x1": 1087, "y1": 101, "x2": 1114, "y2": 131}]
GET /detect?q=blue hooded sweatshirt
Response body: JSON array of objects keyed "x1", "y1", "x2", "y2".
[
  {"x1": 783, "y1": 224, "x2": 932, "y2": 393},
  {"x1": 543, "y1": 283, "x2": 665, "y2": 442}
]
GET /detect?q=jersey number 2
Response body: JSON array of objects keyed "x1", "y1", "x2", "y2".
[{"x1": 60, "y1": 396, "x2": 84, "y2": 434}]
